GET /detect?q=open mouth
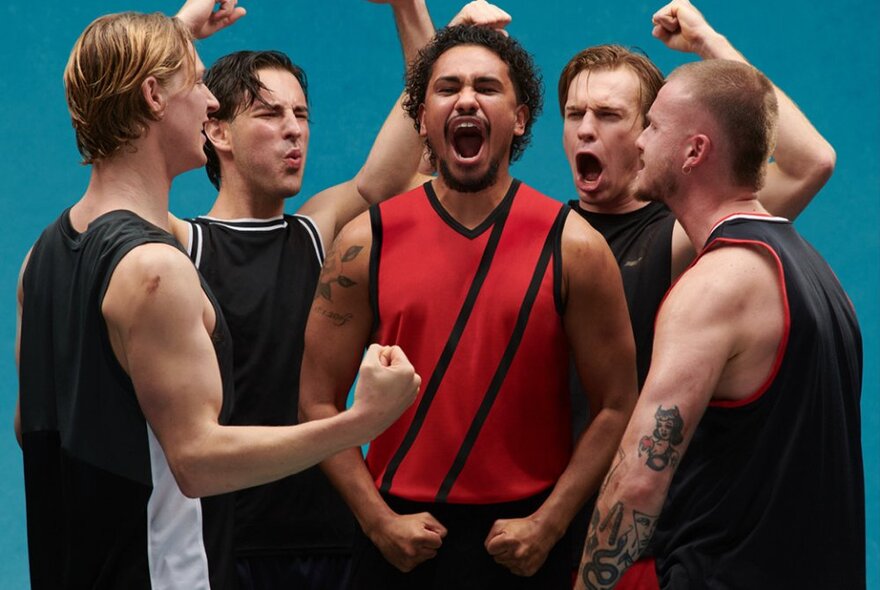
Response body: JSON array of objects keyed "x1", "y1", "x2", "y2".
[
  {"x1": 450, "y1": 120, "x2": 485, "y2": 160},
  {"x1": 577, "y1": 152, "x2": 603, "y2": 183}
]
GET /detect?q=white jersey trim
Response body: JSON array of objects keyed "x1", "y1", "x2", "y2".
[
  {"x1": 146, "y1": 426, "x2": 211, "y2": 590},
  {"x1": 709, "y1": 213, "x2": 789, "y2": 236},
  {"x1": 294, "y1": 214, "x2": 325, "y2": 265}
]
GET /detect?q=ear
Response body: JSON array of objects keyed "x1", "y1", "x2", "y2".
[
  {"x1": 513, "y1": 104, "x2": 529, "y2": 137},
  {"x1": 683, "y1": 134, "x2": 711, "y2": 173},
  {"x1": 204, "y1": 119, "x2": 231, "y2": 154},
  {"x1": 418, "y1": 104, "x2": 428, "y2": 138},
  {"x1": 141, "y1": 76, "x2": 166, "y2": 119}
]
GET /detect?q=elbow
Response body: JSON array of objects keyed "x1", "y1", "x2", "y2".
[
  {"x1": 813, "y1": 143, "x2": 837, "y2": 186},
  {"x1": 355, "y1": 169, "x2": 386, "y2": 206},
  {"x1": 166, "y1": 449, "x2": 213, "y2": 499}
]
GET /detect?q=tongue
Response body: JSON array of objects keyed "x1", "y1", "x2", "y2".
[
  {"x1": 580, "y1": 155, "x2": 602, "y2": 182},
  {"x1": 456, "y1": 135, "x2": 482, "y2": 159}
]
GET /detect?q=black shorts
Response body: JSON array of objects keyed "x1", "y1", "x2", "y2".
[
  {"x1": 236, "y1": 553, "x2": 352, "y2": 590},
  {"x1": 349, "y1": 492, "x2": 571, "y2": 590}
]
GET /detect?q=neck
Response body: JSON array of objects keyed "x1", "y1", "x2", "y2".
[
  {"x1": 577, "y1": 193, "x2": 650, "y2": 215},
  {"x1": 671, "y1": 187, "x2": 766, "y2": 249},
  {"x1": 71, "y1": 149, "x2": 174, "y2": 232},
  {"x1": 431, "y1": 170, "x2": 514, "y2": 230},
  {"x1": 206, "y1": 170, "x2": 287, "y2": 220}
]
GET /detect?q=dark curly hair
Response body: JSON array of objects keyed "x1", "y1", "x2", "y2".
[
  {"x1": 403, "y1": 25, "x2": 543, "y2": 164},
  {"x1": 203, "y1": 50, "x2": 308, "y2": 189}
]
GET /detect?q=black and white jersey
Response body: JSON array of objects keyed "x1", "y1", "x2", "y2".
[
  {"x1": 19, "y1": 209, "x2": 236, "y2": 589},
  {"x1": 186, "y1": 214, "x2": 356, "y2": 555}
]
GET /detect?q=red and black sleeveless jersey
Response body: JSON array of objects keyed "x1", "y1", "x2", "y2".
[
  {"x1": 652, "y1": 214, "x2": 865, "y2": 589},
  {"x1": 367, "y1": 180, "x2": 572, "y2": 504}
]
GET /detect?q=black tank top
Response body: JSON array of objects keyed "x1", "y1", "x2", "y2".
[
  {"x1": 19, "y1": 209, "x2": 235, "y2": 590},
  {"x1": 653, "y1": 215, "x2": 864, "y2": 589},
  {"x1": 187, "y1": 214, "x2": 355, "y2": 555}
]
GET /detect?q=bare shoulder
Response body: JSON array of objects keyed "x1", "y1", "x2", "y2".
[
  {"x1": 559, "y1": 210, "x2": 620, "y2": 282},
  {"x1": 664, "y1": 243, "x2": 781, "y2": 323},
  {"x1": 103, "y1": 242, "x2": 203, "y2": 324}
]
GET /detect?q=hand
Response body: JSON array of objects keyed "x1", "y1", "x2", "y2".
[
  {"x1": 176, "y1": 0, "x2": 246, "y2": 40},
  {"x1": 351, "y1": 344, "x2": 421, "y2": 438},
  {"x1": 450, "y1": 0, "x2": 512, "y2": 35},
  {"x1": 369, "y1": 511, "x2": 447, "y2": 572},
  {"x1": 651, "y1": 0, "x2": 716, "y2": 55},
  {"x1": 484, "y1": 516, "x2": 559, "y2": 577}
]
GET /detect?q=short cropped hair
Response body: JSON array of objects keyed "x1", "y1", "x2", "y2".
[
  {"x1": 203, "y1": 51, "x2": 309, "y2": 189},
  {"x1": 64, "y1": 12, "x2": 194, "y2": 164},
  {"x1": 557, "y1": 45, "x2": 663, "y2": 125},
  {"x1": 670, "y1": 60, "x2": 778, "y2": 191},
  {"x1": 403, "y1": 25, "x2": 543, "y2": 164}
]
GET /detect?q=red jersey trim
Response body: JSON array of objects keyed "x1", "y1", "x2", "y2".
[{"x1": 699, "y1": 237, "x2": 791, "y2": 408}]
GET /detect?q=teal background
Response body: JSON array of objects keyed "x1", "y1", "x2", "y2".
[{"x1": 0, "y1": 1, "x2": 876, "y2": 586}]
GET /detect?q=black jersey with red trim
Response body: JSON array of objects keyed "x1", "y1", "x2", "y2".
[
  {"x1": 19, "y1": 209, "x2": 235, "y2": 589},
  {"x1": 368, "y1": 180, "x2": 571, "y2": 504},
  {"x1": 652, "y1": 215, "x2": 865, "y2": 589},
  {"x1": 570, "y1": 200, "x2": 674, "y2": 389},
  {"x1": 186, "y1": 214, "x2": 355, "y2": 555}
]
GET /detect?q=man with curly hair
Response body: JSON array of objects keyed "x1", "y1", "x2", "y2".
[{"x1": 301, "y1": 24, "x2": 638, "y2": 588}]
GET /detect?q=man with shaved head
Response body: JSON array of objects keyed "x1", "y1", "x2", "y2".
[{"x1": 575, "y1": 58, "x2": 864, "y2": 590}]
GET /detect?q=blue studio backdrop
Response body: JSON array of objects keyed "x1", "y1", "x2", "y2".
[{"x1": 0, "y1": 1, "x2": 876, "y2": 587}]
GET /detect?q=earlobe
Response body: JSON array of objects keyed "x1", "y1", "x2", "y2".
[
  {"x1": 513, "y1": 105, "x2": 529, "y2": 136},
  {"x1": 141, "y1": 76, "x2": 165, "y2": 119},
  {"x1": 418, "y1": 104, "x2": 427, "y2": 138}
]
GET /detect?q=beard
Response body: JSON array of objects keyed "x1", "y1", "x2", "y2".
[
  {"x1": 634, "y1": 160, "x2": 678, "y2": 204},
  {"x1": 437, "y1": 157, "x2": 501, "y2": 194}
]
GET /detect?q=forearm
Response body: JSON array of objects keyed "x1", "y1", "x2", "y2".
[
  {"x1": 576, "y1": 457, "x2": 668, "y2": 590},
  {"x1": 390, "y1": 0, "x2": 435, "y2": 66},
  {"x1": 169, "y1": 408, "x2": 373, "y2": 498},
  {"x1": 533, "y1": 405, "x2": 632, "y2": 540}
]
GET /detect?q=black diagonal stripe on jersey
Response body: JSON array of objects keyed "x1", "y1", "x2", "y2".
[
  {"x1": 378, "y1": 189, "x2": 516, "y2": 494},
  {"x1": 435, "y1": 204, "x2": 569, "y2": 502}
]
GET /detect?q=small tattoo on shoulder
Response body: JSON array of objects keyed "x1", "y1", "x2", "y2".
[{"x1": 315, "y1": 242, "x2": 363, "y2": 302}]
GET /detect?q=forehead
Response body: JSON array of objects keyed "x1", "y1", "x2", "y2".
[
  {"x1": 647, "y1": 79, "x2": 689, "y2": 120},
  {"x1": 565, "y1": 67, "x2": 642, "y2": 111},
  {"x1": 254, "y1": 67, "x2": 306, "y2": 104},
  {"x1": 430, "y1": 44, "x2": 511, "y2": 83}
]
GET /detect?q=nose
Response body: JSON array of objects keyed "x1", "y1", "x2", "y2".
[
  {"x1": 635, "y1": 127, "x2": 647, "y2": 151},
  {"x1": 455, "y1": 86, "x2": 478, "y2": 114},
  {"x1": 204, "y1": 86, "x2": 219, "y2": 115},
  {"x1": 282, "y1": 111, "x2": 303, "y2": 140},
  {"x1": 577, "y1": 111, "x2": 597, "y2": 142}
]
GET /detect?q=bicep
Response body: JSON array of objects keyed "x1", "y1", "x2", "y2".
[
  {"x1": 102, "y1": 246, "x2": 223, "y2": 452},
  {"x1": 301, "y1": 218, "x2": 375, "y2": 414},
  {"x1": 564, "y1": 220, "x2": 637, "y2": 413}
]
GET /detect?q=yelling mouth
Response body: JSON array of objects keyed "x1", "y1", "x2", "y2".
[
  {"x1": 449, "y1": 118, "x2": 486, "y2": 161},
  {"x1": 577, "y1": 152, "x2": 603, "y2": 184}
]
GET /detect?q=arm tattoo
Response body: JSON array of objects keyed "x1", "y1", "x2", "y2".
[
  {"x1": 580, "y1": 502, "x2": 659, "y2": 590},
  {"x1": 638, "y1": 405, "x2": 684, "y2": 472},
  {"x1": 315, "y1": 243, "x2": 363, "y2": 303}
]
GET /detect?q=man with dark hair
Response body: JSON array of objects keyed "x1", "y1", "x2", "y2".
[
  {"x1": 300, "y1": 24, "x2": 637, "y2": 589},
  {"x1": 576, "y1": 58, "x2": 864, "y2": 590},
  {"x1": 14, "y1": 3, "x2": 421, "y2": 589},
  {"x1": 166, "y1": 2, "x2": 515, "y2": 588}
]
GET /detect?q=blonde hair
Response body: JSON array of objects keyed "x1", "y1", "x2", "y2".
[{"x1": 64, "y1": 12, "x2": 195, "y2": 163}]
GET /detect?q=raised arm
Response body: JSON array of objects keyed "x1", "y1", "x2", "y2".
[
  {"x1": 485, "y1": 213, "x2": 638, "y2": 576},
  {"x1": 652, "y1": 0, "x2": 835, "y2": 220},
  {"x1": 299, "y1": 212, "x2": 448, "y2": 572},
  {"x1": 101, "y1": 242, "x2": 419, "y2": 498},
  {"x1": 175, "y1": 0, "x2": 246, "y2": 39},
  {"x1": 575, "y1": 244, "x2": 784, "y2": 589}
]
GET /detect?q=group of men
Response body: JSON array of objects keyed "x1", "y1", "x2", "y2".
[{"x1": 15, "y1": 0, "x2": 864, "y2": 589}]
